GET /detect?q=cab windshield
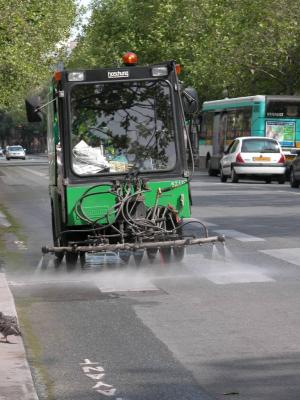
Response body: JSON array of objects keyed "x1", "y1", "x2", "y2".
[{"x1": 70, "y1": 80, "x2": 176, "y2": 175}]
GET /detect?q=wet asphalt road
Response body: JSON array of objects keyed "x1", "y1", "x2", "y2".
[{"x1": 1, "y1": 160, "x2": 300, "y2": 400}]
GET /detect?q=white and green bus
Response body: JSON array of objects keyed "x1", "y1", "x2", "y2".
[{"x1": 200, "y1": 95, "x2": 300, "y2": 175}]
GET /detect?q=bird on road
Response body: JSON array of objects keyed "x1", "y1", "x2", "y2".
[{"x1": 0, "y1": 312, "x2": 21, "y2": 343}]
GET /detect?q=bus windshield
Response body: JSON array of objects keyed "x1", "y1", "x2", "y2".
[{"x1": 70, "y1": 80, "x2": 176, "y2": 175}]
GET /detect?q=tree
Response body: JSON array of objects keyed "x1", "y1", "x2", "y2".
[
  {"x1": 68, "y1": 0, "x2": 300, "y2": 100},
  {"x1": 0, "y1": 0, "x2": 77, "y2": 109}
]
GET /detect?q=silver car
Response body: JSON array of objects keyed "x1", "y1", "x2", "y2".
[{"x1": 6, "y1": 145, "x2": 26, "y2": 160}]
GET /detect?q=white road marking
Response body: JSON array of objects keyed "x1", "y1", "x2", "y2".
[
  {"x1": 96, "y1": 281, "x2": 158, "y2": 293},
  {"x1": 18, "y1": 166, "x2": 47, "y2": 177},
  {"x1": 80, "y1": 359, "x2": 116, "y2": 397},
  {"x1": 191, "y1": 189, "x2": 281, "y2": 196},
  {"x1": 184, "y1": 254, "x2": 274, "y2": 284},
  {"x1": 260, "y1": 248, "x2": 300, "y2": 266},
  {"x1": 204, "y1": 269, "x2": 275, "y2": 284},
  {"x1": 0, "y1": 210, "x2": 11, "y2": 227},
  {"x1": 14, "y1": 240, "x2": 28, "y2": 250},
  {"x1": 214, "y1": 229, "x2": 265, "y2": 242}
]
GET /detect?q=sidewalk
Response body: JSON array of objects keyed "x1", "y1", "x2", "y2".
[
  {"x1": 0, "y1": 273, "x2": 39, "y2": 400},
  {"x1": 0, "y1": 206, "x2": 39, "y2": 400}
]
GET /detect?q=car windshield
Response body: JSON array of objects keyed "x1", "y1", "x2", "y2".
[
  {"x1": 70, "y1": 80, "x2": 176, "y2": 175},
  {"x1": 241, "y1": 139, "x2": 280, "y2": 153},
  {"x1": 9, "y1": 146, "x2": 23, "y2": 151}
]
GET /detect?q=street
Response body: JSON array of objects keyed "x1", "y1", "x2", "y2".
[{"x1": 1, "y1": 160, "x2": 300, "y2": 400}]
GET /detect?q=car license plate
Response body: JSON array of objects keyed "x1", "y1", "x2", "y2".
[{"x1": 252, "y1": 156, "x2": 271, "y2": 161}]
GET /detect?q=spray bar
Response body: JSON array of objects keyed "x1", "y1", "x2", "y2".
[{"x1": 42, "y1": 235, "x2": 225, "y2": 254}]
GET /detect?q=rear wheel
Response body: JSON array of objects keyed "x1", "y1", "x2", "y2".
[
  {"x1": 119, "y1": 251, "x2": 131, "y2": 265},
  {"x1": 146, "y1": 248, "x2": 158, "y2": 263},
  {"x1": 231, "y1": 168, "x2": 239, "y2": 183},
  {"x1": 51, "y1": 205, "x2": 64, "y2": 268},
  {"x1": 65, "y1": 252, "x2": 78, "y2": 272},
  {"x1": 79, "y1": 252, "x2": 86, "y2": 268},
  {"x1": 133, "y1": 250, "x2": 144, "y2": 266},
  {"x1": 290, "y1": 168, "x2": 300, "y2": 188}
]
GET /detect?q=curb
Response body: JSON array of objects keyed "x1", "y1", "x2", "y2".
[{"x1": 0, "y1": 273, "x2": 39, "y2": 400}]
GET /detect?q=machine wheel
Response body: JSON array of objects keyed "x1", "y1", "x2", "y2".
[
  {"x1": 53, "y1": 255, "x2": 63, "y2": 269},
  {"x1": 146, "y1": 248, "x2": 158, "y2": 263},
  {"x1": 79, "y1": 252, "x2": 86, "y2": 268},
  {"x1": 231, "y1": 168, "x2": 239, "y2": 183},
  {"x1": 173, "y1": 246, "x2": 185, "y2": 262},
  {"x1": 278, "y1": 175, "x2": 285, "y2": 184},
  {"x1": 160, "y1": 247, "x2": 172, "y2": 263},
  {"x1": 65, "y1": 252, "x2": 78, "y2": 272},
  {"x1": 133, "y1": 250, "x2": 144, "y2": 266},
  {"x1": 265, "y1": 177, "x2": 272, "y2": 184},
  {"x1": 220, "y1": 168, "x2": 228, "y2": 182},
  {"x1": 290, "y1": 169, "x2": 299, "y2": 188}
]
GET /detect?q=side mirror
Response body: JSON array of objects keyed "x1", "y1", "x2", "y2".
[
  {"x1": 182, "y1": 87, "x2": 199, "y2": 116},
  {"x1": 25, "y1": 96, "x2": 43, "y2": 122}
]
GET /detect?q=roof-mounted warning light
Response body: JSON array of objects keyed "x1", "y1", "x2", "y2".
[
  {"x1": 54, "y1": 71, "x2": 62, "y2": 82},
  {"x1": 122, "y1": 52, "x2": 138, "y2": 66}
]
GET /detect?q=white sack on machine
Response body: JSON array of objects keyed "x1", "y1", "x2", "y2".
[{"x1": 72, "y1": 140, "x2": 109, "y2": 175}]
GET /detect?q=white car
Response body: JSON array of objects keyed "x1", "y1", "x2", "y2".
[
  {"x1": 6, "y1": 145, "x2": 26, "y2": 160},
  {"x1": 220, "y1": 137, "x2": 286, "y2": 184}
]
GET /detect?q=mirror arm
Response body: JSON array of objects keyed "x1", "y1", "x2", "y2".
[{"x1": 36, "y1": 97, "x2": 56, "y2": 112}]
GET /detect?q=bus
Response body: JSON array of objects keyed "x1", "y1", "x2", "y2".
[{"x1": 199, "y1": 95, "x2": 300, "y2": 175}]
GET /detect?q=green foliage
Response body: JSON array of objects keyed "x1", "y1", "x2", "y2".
[
  {"x1": 69, "y1": 0, "x2": 300, "y2": 100},
  {"x1": 0, "y1": 0, "x2": 77, "y2": 109}
]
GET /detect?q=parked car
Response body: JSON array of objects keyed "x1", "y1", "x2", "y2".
[
  {"x1": 289, "y1": 150, "x2": 300, "y2": 188},
  {"x1": 220, "y1": 137, "x2": 286, "y2": 184},
  {"x1": 5, "y1": 145, "x2": 26, "y2": 160}
]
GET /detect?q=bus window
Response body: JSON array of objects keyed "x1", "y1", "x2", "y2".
[
  {"x1": 226, "y1": 110, "x2": 237, "y2": 140},
  {"x1": 226, "y1": 108, "x2": 252, "y2": 140},
  {"x1": 200, "y1": 112, "x2": 213, "y2": 141},
  {"x1": 266, "y1": 101, "x2": 300, "y2": 118}
]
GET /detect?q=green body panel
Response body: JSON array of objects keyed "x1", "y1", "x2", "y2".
[
  {"x1": 144, "y1": 179, "x2": 190, "y2": 217},
  {"x1": 65, "y1": 179, "x2": 191, "y2": 226},
  {"x1": 66, "y1": 185, "x2": 117, "y2": 226}
]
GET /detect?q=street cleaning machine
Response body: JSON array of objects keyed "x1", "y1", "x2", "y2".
[{"x1": 26, "y1": 52, "x2": 224, "y2": 270}]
